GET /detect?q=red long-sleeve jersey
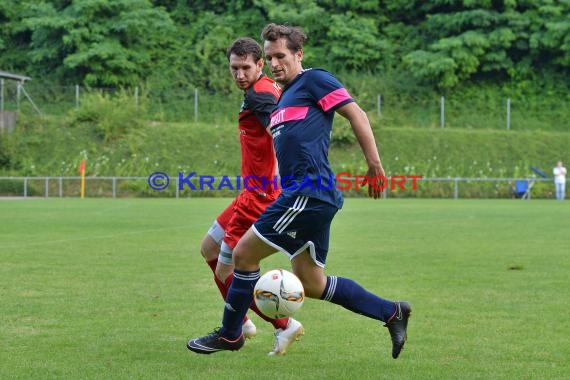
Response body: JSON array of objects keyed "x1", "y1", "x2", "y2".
[{"x1": 238, "y1": 75, "x2": 281, "y2": 196}]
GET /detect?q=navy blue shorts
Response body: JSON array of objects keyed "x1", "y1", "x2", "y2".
[{"x1": 252, "y1": 193, "x2": 339, "y2": 267}]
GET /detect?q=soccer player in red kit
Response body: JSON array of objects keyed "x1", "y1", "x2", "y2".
[{"x1": 195, "y1": 37, "x2": 303, "y2": 355}]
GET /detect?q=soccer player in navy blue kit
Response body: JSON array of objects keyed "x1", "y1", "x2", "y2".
[
  {"x1": 188, "y1": 24, "x2": 412, "y2": 358},
  {"x1": 197, "y1": 37, "x2": 304, "y2": 355}
]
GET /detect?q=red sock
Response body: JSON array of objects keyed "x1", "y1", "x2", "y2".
[
  {"x1": 250, "y1": 300, "x2": 289, "y2": 330},
  {"x1": 206, "y1": 258, "x2": 217, "y2": 273},
  {"x1": 207, "y1": 258, "x2": 228, "y2": 299}
]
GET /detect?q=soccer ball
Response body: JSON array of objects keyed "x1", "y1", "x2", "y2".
[{"x1": 253, "y1": 269, "x2": 305, "y2": 319}]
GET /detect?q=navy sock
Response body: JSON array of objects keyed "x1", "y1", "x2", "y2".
[
  {"x1": 219, "y1": 269, "x2": 260, "y2": 339},
  {"x1": 321, "y1": 276, "x2": 396, "y2": 322}
]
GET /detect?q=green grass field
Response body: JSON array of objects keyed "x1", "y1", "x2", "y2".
[{"x1": 1, "y1": 198, "x2": 569, "y2": 379}]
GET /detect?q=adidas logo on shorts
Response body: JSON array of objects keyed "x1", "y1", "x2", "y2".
[{"x1": 286, "y1": 231, "x2": 297, "y2": 239}]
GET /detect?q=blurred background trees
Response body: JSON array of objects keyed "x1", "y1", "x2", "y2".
[{"x1": 0, "y1": 0, "x2": 568, "y2": 92}]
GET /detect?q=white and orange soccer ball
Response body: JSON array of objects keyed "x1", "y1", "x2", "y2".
[{"x1": 253, "y1": 269, "x2": 305, "y2": 319}]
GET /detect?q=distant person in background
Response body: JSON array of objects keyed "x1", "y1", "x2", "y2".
[{"x1": 553, "y1": 161, "x2": 566, "y2": 200}]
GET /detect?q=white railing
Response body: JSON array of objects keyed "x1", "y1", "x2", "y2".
[{"x1": 0, "y1": 176, "x2": 552, "y2": 199}]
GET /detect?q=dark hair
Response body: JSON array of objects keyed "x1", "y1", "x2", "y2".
[
  {"x1": 261, "y1": 23, "x2": 307, "y2": 52},
  {"x1": 226, "y1": 38, "x2": 263, "y2": 62}
]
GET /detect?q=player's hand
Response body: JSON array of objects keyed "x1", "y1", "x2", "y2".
[{"x1": 366, "y1": 163, "x2": 385, "y2": 199}]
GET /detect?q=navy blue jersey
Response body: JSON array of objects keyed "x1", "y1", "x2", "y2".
[{"x1": 268, "y1": 68, "x2": 353, "y2": 208}]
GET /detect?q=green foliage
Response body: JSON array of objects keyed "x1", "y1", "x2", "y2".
[
  {"x1": 1, "y1": 0, "x2": 570, "y2": 90},
  {"x1": 0, "y1": 178, "x2": 26, "y2": 195},
  {"x1": 402, "y1": 1, "x2": 570, "y2": 88},
  {"x1": 0, "y1": 2, "x2": 8, "y2": 50},
  {"x1": 20, "y1": 0, "x2": 175, "y2": 86},
  {"x1": 326, "y1": 13, "x2": 384, "y2": 71},
  {"x1": 1, "y1": 0, "x2": 570, "y2": 198},
  {"x1": 3, "y1": 112, "x2": 570, "y2": 199},
  {"x1": 252, "y1": 0, "x2": 331, "y2": 66},
  {"x1": 331, "y1": 121, "x2": 357, "y2": 146},
  {"x1": 0, "y1": 1, "x2": 30, "y2": 70},
  {"x1": 372, "y1": 128, "x2": 568, "y2": 180},
  {"x1": 68, "y1": 90, "x2": 146, "y2": 142},
  {"x1": 0, "y1": 135, "x2": 11, "y2": 169},
  {"x1": 174, "y1": 12, "x2": 237, "y2": 93},
  {"x1": 404, "y1": 51, "x2": 460, "y2": 88},
  {"x1": 529, "y1": 2, "x2": 570, "y2": 67}
]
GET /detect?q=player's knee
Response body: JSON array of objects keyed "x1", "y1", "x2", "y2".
[
  {"x1": 301, "y1": 281, "x2": 324, "y2": 299},
  {"x1": 232, "y1": 247, "x2": 258, "y2": 271},
  {"x1": 295, "y1": 273, "x2": 326, "y2": 299},
  {"x1": 200, "y1": 236, "x2": 218, "y2": 261},
  {"x1": 291, "y1": 257, "x2": 327, "y2": 298},
  {"x1": 232, "y1": 249, "x2": 248, "y2": 269},
  {"x1": 200, "y1": 245, "x2": 214, "y2": 260}
]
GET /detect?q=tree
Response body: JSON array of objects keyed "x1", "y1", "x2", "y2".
[
  {"x1": 21, "y1": 0, "x2": 175, "y2": 86},
  {"x1": 0, "y1": 1, "x2": 31, "y2": 71},
  {"x1": 2, "y1": 0, "x2": 569, "y2": 92},
  {"x1": 326, "y1": 12, "x2": 385, "y2": 71},
  {"x1": 528, "y1": 1, "x2": 570, "y2": 69},
  {"x1": 402, "y1": 0, "x2": 570, "y2": 88}
]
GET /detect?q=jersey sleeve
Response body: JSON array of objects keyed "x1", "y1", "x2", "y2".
[
  {"x1": 248, "y1": 91, "x2": 278, "y2": 128},
  {"x1": 307, "y1": 69, "x2": 354, "y2": 113}
]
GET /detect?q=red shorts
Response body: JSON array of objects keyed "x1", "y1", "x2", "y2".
[{"x1": 216, "y1": 191, "x2": 278, "y2": 249}]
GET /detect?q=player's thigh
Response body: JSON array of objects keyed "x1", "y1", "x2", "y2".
[
  {"x1": 224, "y1": 192, "x2": 269, "y2": 249},
  {"x1": 200, "y1": 199, "x2": 237, "y2": 259},
  {"x1": 233, "y1": 228, "x2": 277, "y2": 270},
  {"x1": 253, "y1": 195, "x2": 336, "y2": 263}
]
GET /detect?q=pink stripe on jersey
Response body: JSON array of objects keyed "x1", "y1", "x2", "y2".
[
  {"x1": 317, "y1": 88, "x2": 352, "y2": 112},
  {"x1": 269, "y1": 106, "x2": 309, "y2": 128}
]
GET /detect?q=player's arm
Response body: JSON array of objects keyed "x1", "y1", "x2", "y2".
[
  {"x1": 251, "y1": 91, "x2": 278, "y2": 131},
  {"x1": 249, "y1": 90, "x2": 280, "y2": 175},
  {"x1": 337, "y1": 102, "x2": 385, "y2": 199}
]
